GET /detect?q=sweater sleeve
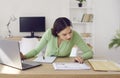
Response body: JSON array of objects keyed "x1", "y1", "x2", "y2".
[
  {"x1": 74, "y1": 31, "x2": 93, "y2": 60},
  {"x1": 25, "y1": 29, "x2": 51, "y2": 58}
]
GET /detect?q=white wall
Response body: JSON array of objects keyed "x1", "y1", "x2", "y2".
[
  {"x1": 93, "y1": 0, "x2": 120, "y2": 62},
  {"x1": 0, "y1": 0, "x2": 69, "y2": 37},
  {"x1": 0, "y1": 0, "x2": 120, "y2": 62}
]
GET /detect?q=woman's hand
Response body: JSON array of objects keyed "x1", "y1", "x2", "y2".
[
  {"x1": 74, "y1": 56, "x2": 84, "y2": 63},
  {"x1": 20, "y1": 52, "x2": 26, "y2": 60}
]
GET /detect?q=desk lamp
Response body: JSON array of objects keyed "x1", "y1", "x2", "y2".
[{"x1": 7, "y1": 15, "x2": 17, "y2": 37}]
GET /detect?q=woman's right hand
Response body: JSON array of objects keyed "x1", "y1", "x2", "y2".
[{"x1": 20, "y1": 52, "x2": 26, "y2": 60}]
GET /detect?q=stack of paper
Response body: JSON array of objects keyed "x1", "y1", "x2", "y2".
[
  {"x1": 53, "y1": 62, "x2": 90, "y2": 70},
  {"x1": 88, "y1": 59, "x2": 120, "y2": 71}
]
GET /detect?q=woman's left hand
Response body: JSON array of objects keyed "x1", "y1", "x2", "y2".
[{"x1": 74, "y1": 56, "x2": 84, "y2": 63}]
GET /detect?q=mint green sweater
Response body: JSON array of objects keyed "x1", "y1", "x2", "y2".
[{"x1": 25, "y1": 29, "x2": 93, "y2": 60}]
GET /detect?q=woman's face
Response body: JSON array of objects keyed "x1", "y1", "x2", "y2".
[{"x1": 57, "y1": 26, "x2": 73, "y2": 41}]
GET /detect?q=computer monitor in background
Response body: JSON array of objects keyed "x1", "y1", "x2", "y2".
[{"x1": 19, "y1": 17, "x2": 45, "y2": 38}]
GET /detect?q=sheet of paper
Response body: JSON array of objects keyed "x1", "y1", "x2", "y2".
[
  {"x1": 34, "y1": 56, "x2": 56, "y2": 63},
  {"x1": 53, "y1": 62, "x2": 90, "y2": 70}
]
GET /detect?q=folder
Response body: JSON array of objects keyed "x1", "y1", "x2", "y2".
[{"x1": 88, "y1": 59, "x2": 120, "y2": 71}]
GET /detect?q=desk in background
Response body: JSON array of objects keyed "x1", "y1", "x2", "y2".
[
  {"x1": 0, "y1": 57, "x2": 120, "y2": 78},
  {"x1": 5, "y1": 36, "x2": 41, "y2": 41},
  {"x1": 5, "y1": 36, "x2": 22, "y2": 41}
]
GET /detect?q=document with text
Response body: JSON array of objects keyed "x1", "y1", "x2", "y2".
[{"x1": 53, "y1": 62, "x2": 90, "y2": 70}]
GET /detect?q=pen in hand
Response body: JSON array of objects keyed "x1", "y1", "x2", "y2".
[{"x1": 43, "y1": 56, "x2": 45, "y2": 60}]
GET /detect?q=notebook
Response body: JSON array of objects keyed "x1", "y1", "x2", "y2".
[
  {"x1": 34, "y1": 56, "x2": 56, "y2": 63},
  {"x1": 0, "y1": 39, "x2": 41, "y2": 70}
]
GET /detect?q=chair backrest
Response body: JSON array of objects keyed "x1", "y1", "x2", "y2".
[{"x1": 19, "y1": 38, "x2": 39, "y2": 54}]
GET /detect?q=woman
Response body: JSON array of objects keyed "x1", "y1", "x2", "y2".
[{"x1": 21, "y1": 17, "x2": 93, "y2": 63}]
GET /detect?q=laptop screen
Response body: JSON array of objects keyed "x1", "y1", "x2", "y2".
[
  {"x1": 0, "y1": 39, "x2": 22, "y2": 69},
  {"x1": 0, "y1": 39, "x2": 41, "y2": 70}
]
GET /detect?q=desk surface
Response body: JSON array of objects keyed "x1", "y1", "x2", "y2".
[{"x1": 0, "y1": 57, "x2": 120, "y2": 78}]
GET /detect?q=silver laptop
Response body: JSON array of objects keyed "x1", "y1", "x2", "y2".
[{"x1": 0, "y1": 39, "x2": 41, "y2": 70}]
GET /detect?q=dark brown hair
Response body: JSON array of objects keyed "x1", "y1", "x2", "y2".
[{"x1": 52, "y1": 17, "x2": 72, "y2": 37}]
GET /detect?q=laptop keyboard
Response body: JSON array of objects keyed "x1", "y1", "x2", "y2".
[
  {"x1": 21, "y1": 60, "x2": 41, "y2": 69},
  {"x1": 22, "y1": 63, "x2": 33, "y2": 68}
]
